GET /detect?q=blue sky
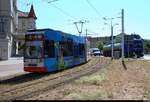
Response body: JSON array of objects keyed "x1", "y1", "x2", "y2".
[{"x1": 18, "y1": 0, "x2": 150, "y2": 39}]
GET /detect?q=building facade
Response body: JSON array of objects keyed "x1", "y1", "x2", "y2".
[
  {"x1": 13, "y1": 5, "x2": 37, "y2": 56},
  {"x1": 0, "y1": 0, "x2": 18, "y2": 60},
  {"x1": 0, "y1": 0, "x2": 37, "y2": 60}
]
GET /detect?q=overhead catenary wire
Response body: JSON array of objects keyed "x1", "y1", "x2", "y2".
[
  {"x1": 47, "y1": 0, "x2": 59, "y2": 3},
  {"x1": 45, "y1": 0, "x2": 87, "y2": 36},
  {"x1": 21, "y1": 0, "x2": 77, "y2": 21},
  {"x1": 43, "y1": 0, "x2": 89, "y2": 37},
  {"x1": 85, "y1": 0, "x2": 103, "y2": 37},
  {"x1": 86, "y1": 29, "x2": 99, "y2": 35},
  {"x1": 19, "y1": 0, "x2": 101, "y2": 37},
  {"x1": 26, "y1": 0, "x2": 33, "y2": 6},
  {"x1": 19, "y1": 0, "x2": 42, "y2": 11},
  {"x1": 85, "y1": 0, "x2": 101, "y2": 18},
  {"x1": 74, "y1": 20, "x2": 89, "y2": 35},
  {"x1": 47, "y1": 1, "x2": 78, "y2": 21},
  {"x1": 18, "y1": 0, "x2": 30, "y2": 10}
]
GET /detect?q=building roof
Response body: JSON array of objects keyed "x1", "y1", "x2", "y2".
[
  {"x1": 18, "y1": 5, "x2": 37, "y2": 19},
  {"x1": 18, "y1": 10, "x2": 29, "y2": 18},
  {"x1": 28, "y1": 5, "x2": 37, "y2": 19}
]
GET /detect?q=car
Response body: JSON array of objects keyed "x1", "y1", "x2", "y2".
[
  {"x1": 89, "y1": 48, "x2": 101, "y2": 56},
  {"x1": 93, "y1": 50, "x2": 101, "y2": 56}
]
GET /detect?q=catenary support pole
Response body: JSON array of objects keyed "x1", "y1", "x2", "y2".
[{"x1": 122, "y1": 9, "x2": 125, "y2": 62}]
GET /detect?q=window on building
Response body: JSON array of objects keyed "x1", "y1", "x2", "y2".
[
  {"x1": 33, "y1": 21, "x2": 36, "y2": 29},
  {"x1": 0, "y1": 19, "x2": 5, "y2": 33},
  {"x1": 28, "y1": 21, "x2": 35, "y2": 30}
]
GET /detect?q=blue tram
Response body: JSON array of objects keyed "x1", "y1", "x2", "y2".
[
  {"x1": 103, "y1": 35, "x2": 144, "y2": 58},
  {"x1": 24, "y1": 29, "x2": 86, "y2": 73}
]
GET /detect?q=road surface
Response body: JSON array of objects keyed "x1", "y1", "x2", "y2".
[{"x1": 143, "y1": 54, "x2": 150, "y2": 60}]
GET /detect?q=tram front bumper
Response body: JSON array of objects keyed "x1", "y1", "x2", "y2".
[{"x1": 24, "y1": 67, "x2": 48, "y2": 73}]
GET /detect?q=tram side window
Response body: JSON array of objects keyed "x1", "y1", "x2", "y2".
[
  {"x1": 44, "y1": 40, "x2": 55, "y2": 58},
  {"x1": 67, "y1": 40, "x2": 73, "y2": 56},
  {"x1": 79, "y1": 44, "x2": 85, "y2": 56},
  {"x1": 59, "y1": 41, "x2": 66, "y2": 56},
  {"x1": 74, "y1": 45, "x2": 79, "y2": 57},
  {"x1": 60, "y1": 39, "x2": 73, "y2": 57}
]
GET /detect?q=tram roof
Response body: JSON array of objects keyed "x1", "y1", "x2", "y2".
[
  {"x1": 27, "y1": 28, "x2": 54, "y2": 32},
  {"x1": 27, "y1": 29, "x2": 85, "y2": 42},
  {"x1": 27, "y1": 29, "x2": 84, "y2": 37}
]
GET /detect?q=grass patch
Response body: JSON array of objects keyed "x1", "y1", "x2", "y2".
[
  {"x1": 144, "y1": 89, "x2": 150, "y2": 99},
  {"x1": 61, "y1": 88, "x2": 79, "y2": 96},
  {"x1": 74, "y1": 72, "x2": 106, "y2": 86},
  {"x1": 74, "y1": 64, "x2": 108, "y2": 86},
  {"x1": 0, "y1": 84, "x2": 11, "y2": 89},
  {"x1": 65, "y1": 92, "x2": 103, "y2": 100}
]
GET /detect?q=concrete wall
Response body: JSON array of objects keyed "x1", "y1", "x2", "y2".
[{"x1": 0, "y1": 39, "x2": 9, "y2": 60}]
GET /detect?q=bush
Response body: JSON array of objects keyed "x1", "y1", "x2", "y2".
[{"x1": 96, "y1": 41, "x2": 103, "y2": 51}]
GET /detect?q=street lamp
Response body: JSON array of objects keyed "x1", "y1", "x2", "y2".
[{"x1": 103, "y1": 17, "x2": 119, "y2": 59}]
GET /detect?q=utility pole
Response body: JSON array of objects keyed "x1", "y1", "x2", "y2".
[
  {"x1": 86, "y1": 29, "x2": 88, "y2": 38},
  {"x1": 103, "y1": 17, "x2": 118, "y2": 60},
  {"x1": 111, "y1": 20, "x2": 114, "y2": 60},
  {"x1": 85, "y1": 29, "x2": 88, "y2": 62},
  {"x1": 121, "y1": 9, "x2": 125, "y2": 62},
  {"x1": 73, "y1": 20, "x2": 88, "y2": 62}
]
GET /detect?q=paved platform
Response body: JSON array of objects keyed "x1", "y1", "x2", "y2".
[
  {"x1": 0, "y1": 57, "x2": 24, "y2": 77},
  {"x1": 0, "y1": 57, "x2": 23, "y2": 65},
  {"x1": 140, "y1": 54, "x2": 150, "y2": 60}
]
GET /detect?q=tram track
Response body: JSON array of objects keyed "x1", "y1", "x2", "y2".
[
  {"x1": 0, "y1": 57, "x2": 111, "y2": 100},
  {"x1": 0, "y1": 58, "x2": 96, "y2": 93}
]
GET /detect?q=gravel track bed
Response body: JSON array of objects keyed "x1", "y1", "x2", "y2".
[{"x1": 0, "y1": 57, "x2": 111, "y2": 100}]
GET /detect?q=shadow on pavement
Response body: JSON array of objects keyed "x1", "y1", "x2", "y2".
[
  {"x1": 0, "y1": 72, "x2": 57, "y2": 85},
  {"x1": 122, "y1": 60, "x2": 128, "y2": 70}
]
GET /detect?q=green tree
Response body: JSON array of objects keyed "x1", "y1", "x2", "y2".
[
  {"x1": 114, "y1": 35, "x2": 121, "y2": 43},
  {"x1": 144, "y1": 40, "x2": 150, "y2": 47},
  {"x1": 18, "y1": 43, "x2": 26, "y2": 50},
  {"x1": 146, "y1": 41, "x2": 150, "y2": 48},
  {"x1": 96, "y1": 41, "x2": 103, "y2": 51},
  {"x1": 144, "y1": 40, "x2": 150, "y2": 53}
]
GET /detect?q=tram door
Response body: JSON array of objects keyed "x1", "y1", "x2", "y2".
[{"x1": 58, "y1": 42, "x2": 65, "y2": 70}]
